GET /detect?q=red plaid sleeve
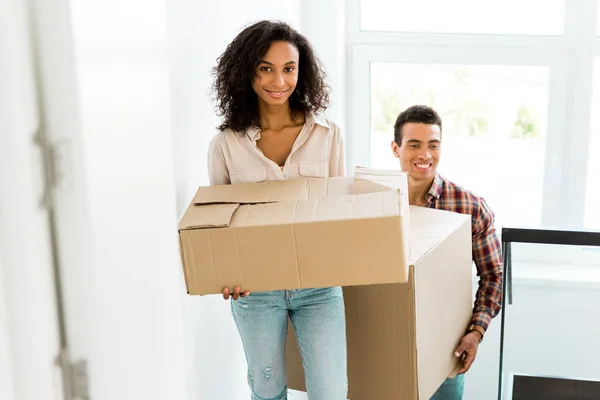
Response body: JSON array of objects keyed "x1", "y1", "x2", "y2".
[{"x1": 470, "y1": 198, "x2": 503, "y2": 331}]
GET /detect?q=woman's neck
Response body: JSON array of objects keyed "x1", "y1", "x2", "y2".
[{"x1": 258, "y1": 102, "x2": 298, "y2": 130}]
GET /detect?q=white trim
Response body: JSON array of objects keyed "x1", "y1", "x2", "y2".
[
  {"x1": 348, "y1": 48, "x2": 370, "y2": 168},
  {"x1": 560, "y1": 0, "x2": 598, "y2": 229},
  {"x1": 347, "y1": 0, "x2": 600, "y2": 238},
  {"x1": 346, "y1": 0, "x2": 360, "y2": 43},
  {"x1": 511, "y1": 242, "x2": 600, "y2": 267},
  {"x1": 499, "y1": 261, "x2": 600, "y2": 290},
  {"x1": 541, "y1": 56, "x2": 569, "y2": 227},
  {"x1": 350, "y1": 32, "x2": 570, "y2": 50},
  {"x1": 350, "y1": 43, "x2": 568, "y2": 65},
  {"x1": 348, "y1": 43, "x2": 569, "y2": 176},
  {"x1": 345, "y1": 0, "x2": 360, "y2": 172}
]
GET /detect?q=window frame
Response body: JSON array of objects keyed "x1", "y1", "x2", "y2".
[{"x1": 346, "y1": 0, "x2": 600, "y2": 264}]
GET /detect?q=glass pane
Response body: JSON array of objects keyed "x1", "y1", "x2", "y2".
[
  {"x1": 585, "y1": 58, "x2": 600, "y2": 230},
  {"x1": 360, "y1": 0, "x2": 565, "y2": 36},
  {"x1": 370, "y1": 63, "x2": 550, "y2": 229},
  {"x1": 499, "y1": 242, "x2": 600, "y2": 400}
]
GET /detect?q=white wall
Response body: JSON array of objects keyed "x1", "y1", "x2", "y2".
[
  {"x1": 63, "y1": 0, "x2": 190, "y2": 398},
  {"x1": 301, "y1": 0, "x2": 347, "y2": 134},
  {"x1": 0, "y1": 254, "x2": 17, "y2": 400},
  {"x1": 166, "y1": 2, "x2": 306, "y2": 398}
]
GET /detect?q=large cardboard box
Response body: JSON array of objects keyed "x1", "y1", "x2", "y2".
[
  {"x1": 285, "y1": 204, "x2": 473, "y2": 400},
  {"x1": 178, "y1": 173, "x2": 411, "y2": 295}
]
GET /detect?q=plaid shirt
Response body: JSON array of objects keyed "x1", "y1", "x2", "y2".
[{"x1": 427, "y1": 173, "x2": 503, "y2": 331}]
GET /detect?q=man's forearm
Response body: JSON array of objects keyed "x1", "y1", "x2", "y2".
[{"x1": 471, "y1": 270, "x2": 503, "y2": 331}]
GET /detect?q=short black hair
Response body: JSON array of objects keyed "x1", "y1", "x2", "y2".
[
  {"x1": 212, "y1": 20, "x2": 330, "y2": 132},
  {"x1": 394, "y1": 105, "x2": 442, "y2": 145}
]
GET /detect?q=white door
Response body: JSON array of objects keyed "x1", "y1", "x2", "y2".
[
  {"x1": 0, "y1": 1, "x2": 63, "y2": 399},
  {"x1": 27, "y1": 0, "x2": 191, "y2": 399},
  {"x1": 2, "y1": 0, "x2": 190, "y2": 399}
]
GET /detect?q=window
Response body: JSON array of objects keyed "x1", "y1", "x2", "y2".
[
  {"x1": 359, "y1": 0, "x2": 565, "y2": 36},
  {"x1": 585, "y1": 58, "x2": 600, "y2": 230},
  {"x1": 348, "y1": 0, "x2": 600, "y2": 265},
  {"x1": 369, "y1": 63, "x2": 549, "y2": 228}
]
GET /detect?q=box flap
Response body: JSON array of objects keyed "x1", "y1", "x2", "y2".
[
  {"x1": 410, "y1": 205, "x2": 469, "y2": 235},
  {"x1": 351, "y1": 179, "x2": 395, "y2": 195},
  {"x1": 228, "y1": 191, "x2": 401, "y2": 228},
  {"x1": 354, "y1": 166, "x2": 408, "y2": 187},
  {"x1": 408, "y1": 206, "x2": 471, "y2": 264},
  {"x1": 192, "y1": 177, "x2": 355, "y2": 206},
  {"x1": 353, "y1": 166, "x2": 409, "y2": 206},
  {"x1": 294, "y1": 191, "x2": 401, "y2": 223},
  {"x1": 178, "y1": 203, "x2": 240, "y2": 230},
  {"x1": 191, "y1": 180, "x2": 305, "y2": 205}
]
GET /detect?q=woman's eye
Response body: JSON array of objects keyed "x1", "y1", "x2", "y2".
[
  {"x1": 260, "y1": 66, "x2": 271, "y2": 72},
  {"x1": 284, "y1": 67, "x2": 294, "y2": 73}
]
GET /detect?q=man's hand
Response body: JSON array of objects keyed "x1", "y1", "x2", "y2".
[
  {"x1": 222, "y1": 286, "x2": 250, "y2": 300},
  {"x1": 454, "y1": 331, "x2": 481, "y2": 374}
]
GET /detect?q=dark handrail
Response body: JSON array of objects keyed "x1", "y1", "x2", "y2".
[{"x1": 502, "y1": 227, "x2": 600, "y2": 247}]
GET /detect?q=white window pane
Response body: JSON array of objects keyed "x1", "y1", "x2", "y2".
[
  {"x1": 585, "y1": 59, "x2": 600, "y2": 230},
  {"x1": 360, "y1": 0, "x2": 565, "y2": 36},
  {"x1": 370, "y1": 63, "x2": 549, "y2": 229}
]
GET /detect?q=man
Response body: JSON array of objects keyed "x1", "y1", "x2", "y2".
[{"x1": 390, "y1": 105, "x2": 503, "y2": 399}]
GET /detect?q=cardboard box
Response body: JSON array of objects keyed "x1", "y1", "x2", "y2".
[
  {"x1": 178, "y1": 174, "x2": 411, "y2": 295},
  {"x1": 285, "y1": 205, "x2": 473, "y2": 399}
]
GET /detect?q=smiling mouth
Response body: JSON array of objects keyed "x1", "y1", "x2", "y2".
[
  {"x1": 265, "y1": 89, "x2": 289, "y2": 98},
  {"x1": 415, "y1": 162, "x2": 433, "y2": 170}
]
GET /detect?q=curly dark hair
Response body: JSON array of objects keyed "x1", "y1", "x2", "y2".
[{"x1": 212, "y1": 20, "x2": 330, "y2": 132}]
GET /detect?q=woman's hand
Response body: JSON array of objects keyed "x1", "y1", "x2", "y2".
[{"x1": 222, "y1": 286, "x2": 250, "y2": 300}]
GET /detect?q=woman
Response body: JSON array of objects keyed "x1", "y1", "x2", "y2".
[{"x1": 208, "y1": 20, "x2": 347, "y2": 400}]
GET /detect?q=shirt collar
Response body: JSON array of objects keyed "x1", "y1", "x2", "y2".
[
  {"x1": 246, "y1": 126, "x2": 261, "y2": 141},
  {"x1": 307, "y1": 112, "x2": 329, "y2": 129},
  {"x1": 427, "y1": 173, "x2": 444, "y2": 200},
  {"x1": 245, "y1": 112, "x2": 329, "y2": 141}
]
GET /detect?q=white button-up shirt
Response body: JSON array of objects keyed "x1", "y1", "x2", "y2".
[{"x1": 208, "y1": 113, "x2": 345, "y2": 185}]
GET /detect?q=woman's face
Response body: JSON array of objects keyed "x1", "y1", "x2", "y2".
[{"x1": 252, "y1": 41, "x2": 299, "y2": 107}]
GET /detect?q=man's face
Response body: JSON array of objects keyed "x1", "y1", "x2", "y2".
[{"x1": 391, "y1": 122, "x2": 441, "y2": 183}]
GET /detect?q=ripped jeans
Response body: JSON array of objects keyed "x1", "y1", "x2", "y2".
[{"x1": 231, "y1": 287, "x2": 348, "y2": 400}]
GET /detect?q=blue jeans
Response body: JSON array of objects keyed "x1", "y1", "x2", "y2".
[
  {"x1": 231, "y1": 287, "x2": 348, "y2": 400},
  {"x1": 430, "y1": 374, "x2": 465, "y2": 400}
]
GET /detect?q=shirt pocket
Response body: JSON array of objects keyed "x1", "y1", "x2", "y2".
[
  {"x1": 230, "y1": 167, "x2": 268, "y2": 184},
  {"x1": 298, "y1": 162, "x2": 329, "y2": 178}
]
